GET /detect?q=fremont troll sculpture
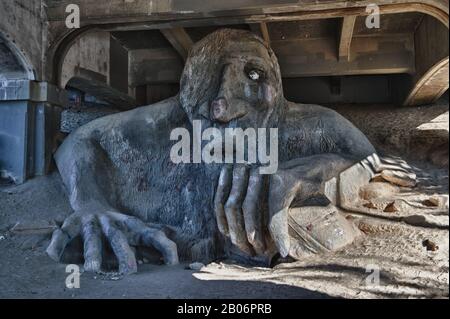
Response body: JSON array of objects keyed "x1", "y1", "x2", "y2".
[{"x1": 47, "y1": 29, "x2": 413, "y2": 274}]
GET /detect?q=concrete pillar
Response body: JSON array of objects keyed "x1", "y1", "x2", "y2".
[{"x1": 0, "y1": 80, "x2": 67, "y2": 184}]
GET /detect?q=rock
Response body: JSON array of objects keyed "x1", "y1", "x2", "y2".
[
  {"x1": 422, "y1": 197, "x2": 440, "y2": 207},
  {"x1": 421, "y1": 195, "x2": 448, "y2": 210},
  {"x1": 288, "y1": 205, "x2": 361, "y2": 258},
  {"x1": 11, "y1": 220, "x2": 57, "y2": 235},
  {"x1": 380, "y1": 170, "x2": 416, "y2": 187},
  {"x1": 422, "y1": 239, "x2": 439, "y2": 252},
  {"x1": 383, "y1": 201, "x2": 398, "y2": 213},
  {"x1": 360, "y1": 182, "x2": 399, "y2": 201},
  {"x1": 189, "y1": 262, "x2": 206, "y2": 271}
]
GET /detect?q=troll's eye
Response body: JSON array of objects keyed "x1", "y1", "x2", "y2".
[{"x1": 248, "y1": 69, "x2": 262, "y2": 81}]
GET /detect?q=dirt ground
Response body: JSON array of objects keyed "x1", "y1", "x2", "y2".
[
  {"x1": 0, "y1": 100, "x2": 448, "y2": 299},
  {"x1": 0, "y1": 172, "x2": 329, "y2": 299}
]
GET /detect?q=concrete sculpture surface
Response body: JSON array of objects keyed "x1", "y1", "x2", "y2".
[{"x1": 47, "y1": 29, "x2": 414, "y2": 274}]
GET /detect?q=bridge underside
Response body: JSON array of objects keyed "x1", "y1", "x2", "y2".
[{"x1": 44, "y1": 0, "x2": 449, "y2": 106}]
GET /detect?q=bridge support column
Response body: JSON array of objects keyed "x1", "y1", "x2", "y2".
[{"x1": 0, "y1": 80, "x2": 67, "y2": 184}]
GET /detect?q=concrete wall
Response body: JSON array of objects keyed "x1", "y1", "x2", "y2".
[
  {"x1": 0, "y1": 1, "x2": 63, "y2": 183},
  {"x1": 0, "y1": 35, "x2": 29, "y2": 80},
  {"x1": 0, "y1": 0, "x2": 46, "y2": 80},
  {"x1": 60, "y1": 32, "x2": 111, "y2": 88}
]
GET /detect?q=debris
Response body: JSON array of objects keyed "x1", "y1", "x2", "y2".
[
  {"x1": 384, "y1": 201, "x2": 398, "y2": 213},
  {"x1": 422, "y1": 239, "x2": 439, "y2": 252},
  {"x1": 421, "y1": 195, "x2": 449, "y2": 209},
  {"x1": 380, "y1": 170, "x2": 416, "y2": 188},
  {"x1": 403, "y1": 215, "x2": 449, "y2": 228},
  {"x1": 188, "y1": 262, "x2": 205, "y2": 271},
  {"x1": 357, "y1": 222, "x2": 376, "y2": 235},
  {"x1": 11, "y1": 220, "x2": 57, "y2": 235},
  {"x1": 138, "y1": 260, "x2": 143, "y2": 265},
  {"x1": 363, "y1": 201, "x2": 377, "y2": 209},
  {"x1": 422, "y1": 198, "x2": 440, "y2": 207},
  {"x1": 20, "y1": 235, "x2": 46, "y2": 250},
  {"x1": 96, "y1": 271, "x2": 123, "y2": 281},
  {"x1": 0, "y1": 235, "x2": 5, "y2": 241}
]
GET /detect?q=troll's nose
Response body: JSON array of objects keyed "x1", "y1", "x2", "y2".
[{"x1": 211, "y1": 98, "x2": 230, "y2": 123}]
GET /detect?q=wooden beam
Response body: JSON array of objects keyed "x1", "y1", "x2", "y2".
[
  {"x1": 46, "y1": 1, "x2": 449, "y2": 28},
  {"x1": 128, "y1": 33, "x2": 415, "y2": 87},
  {"x1": 260, "y1": 22, "x2": 271, "y2": 44},
  {"x1": 49, "y1": 2, "x2": 449, "y2": 84},
  {"x1": 404, "y1": 14, "x2": 449, "y2": 105},
  {"x1": 404, "y1": 57, "x2": 449, "y2": 105},
  {"x1": 273, "y1": 34, "x2": 415, "y2": 77},
  {"x1": 128, "y1": 48, "x2": 184, "y2": 86},
  {"x1": 338, "y1": 16, "x2": 356, "y2": 61},
  {"x1": 160, "y1": 27, "x2": 194, "y2": 61},
  {"x1": 249, "y1": 22, "x2": 271, "y2": 44}
]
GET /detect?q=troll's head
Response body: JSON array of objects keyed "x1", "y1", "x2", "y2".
[{"x1": 179, "y1": 29, "x2": 286, "y2": 131}]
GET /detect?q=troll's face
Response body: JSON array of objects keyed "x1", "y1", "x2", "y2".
[{"x1": 179, "y1": 29, "x2": 285, "y2": 131}]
